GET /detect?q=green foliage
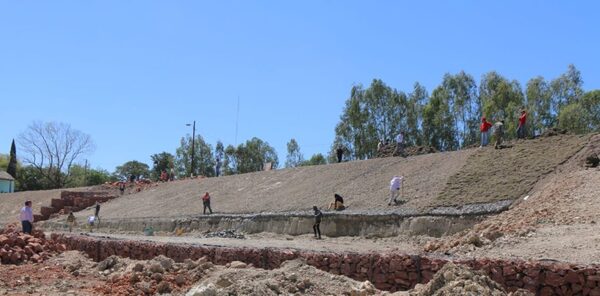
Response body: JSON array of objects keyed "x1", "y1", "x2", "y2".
[
  {"x1": 7, "y1": 139, "x2": 17, "y2": 179},
  {"x1": 114, "y1": 160, "x2": 150, "y2": 181},
  {"x1": 557, "y1": 90, "x2": 600, "y2": 134},
  {"x1": 405, "y1": 83, "x2": 427, "y2": 146},
  {"x1": 442, "y1": 72, "x2": 480, "y2": 147},
  {"x1": 0, "y1": 154, "x2": 8, "y2": 172},
  {"x1": 422, "y1": 87, "x2": 458, "y2": 151},
  {"x1": 285, "y1": 138, "x2": 304, "y2": 168},
  {"x1": 223, "y1": 137, "x2": 278, "y2": 175},
  {"x1": 175, "y1": 135, "x2": 214, "y2": 177},
  {"x1": 479, "y1": 72, "x2": 525, "y2": 139},
  {"x1": 334, "y1": 79, "x2": 409, "y2": 160},
  {"x1": 525, "y1": 76, "x2": 554, "y2": 135},
  {"x1": 301, "y1": 153, "x2": 327, "y2": 166},
  {"x1": 16, "y1": 166, "x2": 52, "y2": 191},
  {"x1": 150, "y1": 152, "x2": 175, "y2": 180},
  {"x1": 551, "y1": 64, "x2": 584, "y2": 109},
  {"x1": 67, "y1": 164, "x2": 113, "y2": 187}
]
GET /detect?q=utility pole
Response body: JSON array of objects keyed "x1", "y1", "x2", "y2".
[{"x1": 187, "y1": 121, "x2": 196, "y2": 177}]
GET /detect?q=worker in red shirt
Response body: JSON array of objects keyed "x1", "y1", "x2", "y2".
[
  {"x1": 517, "y1": 109, "x2": 527, "y2": 139},
  {"x1": 480, "y1": 116, "x2": 493, "y2": 147}
]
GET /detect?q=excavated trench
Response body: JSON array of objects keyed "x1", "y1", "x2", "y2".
[{"x1": 42, "y1": 200, "x2": 512, "y2": 238}]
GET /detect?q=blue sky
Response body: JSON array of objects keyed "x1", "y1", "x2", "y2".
[{"x1": 1, "y1": 1, "x2": 599, "y2": 171}]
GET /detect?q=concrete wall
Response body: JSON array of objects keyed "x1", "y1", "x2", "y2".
[
  {"x1": 43, "y1": 213, "x2": 485, "y2": 238},
  {"x1": 51, "y1": 233, "x2": 600, "y2": 295}
]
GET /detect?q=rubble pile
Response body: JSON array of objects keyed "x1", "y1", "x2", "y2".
[
  {"x1": 92, "y1": 255, "x2": 212, "y2": 296},
  {"x1": 203, "y1": 229, "x2": 246, "y2": 239},
  {"x1": 0, "y1": 224, "x2": 65, "y2": 264},
  {"x1": 409, "y1": 262, "x2": 532, "y2": 296},
  {"x1": 186, "y1": 259, "x2": 381, "y2": 296},
  {"x1": 377, "y1": 144, "x2": 438, "y2": 158}
]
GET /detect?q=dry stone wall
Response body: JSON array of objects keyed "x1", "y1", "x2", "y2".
[
  {"x1": 35, "y1": 191, "x2": 117, "y2": 222},
  {"x1": 51, "y1": 234, "x2": 600, "y2": 295}
]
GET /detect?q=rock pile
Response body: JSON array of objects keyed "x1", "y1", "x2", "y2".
[
  {"x1": 409, "y1": 262, "x2": 532, "y2": 296},
  {"x1": 92, "y1": 255, "x2": 212, "y2": 296},
  {"x1": 0, "y1": 224, "x2": 65, "y2": 264},
  {"x1": 203, "y1": 229, "x2": 245, "y2": 239}
]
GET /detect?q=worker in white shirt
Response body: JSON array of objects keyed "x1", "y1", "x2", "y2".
[
  {"x1": 19, "y1": 201, "x2": 34, "y2": 234},
  {"x1": 388, "y1": 176, "x2": 404, "y2": 206},
  {"x1": 395, "y1": 132, "x2": 404, "y2": 156}
]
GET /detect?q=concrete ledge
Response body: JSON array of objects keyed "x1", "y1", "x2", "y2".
[{"x1": 42, "y1": 213, "x2": 485, "y2": 238}]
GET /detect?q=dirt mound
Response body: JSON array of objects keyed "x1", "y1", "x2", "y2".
[
  {"x1": 377, "y1": 144, "x2": 438, "y2": 158},
  {"x1": 0, "y1": 224, "x2": 66, "y2": 264},
  {"x1": 186, "y1": 259, "x2": 383, "y2": 296},
  {"x1": 409, "y1": 262, "x2": 532, "y2": 296}
]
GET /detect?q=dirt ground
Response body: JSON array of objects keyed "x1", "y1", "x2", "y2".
[{"x1": 435, "y1": 134, "x2": 589, "y2": 206}]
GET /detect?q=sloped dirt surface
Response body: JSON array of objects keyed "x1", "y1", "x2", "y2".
[{"x1": 435, "y1": 134, "x2": 589, "y2": 207}]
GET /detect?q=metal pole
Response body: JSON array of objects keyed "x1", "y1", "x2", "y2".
[{"x1": 191, "y1": 120, "x2": 196, "y2": 177}]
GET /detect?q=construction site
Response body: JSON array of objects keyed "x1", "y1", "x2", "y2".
[{"x1": 1, "y1": 132, "x2": 600, "y2": 296}]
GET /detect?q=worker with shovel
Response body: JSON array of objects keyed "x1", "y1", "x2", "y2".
[{"x1": 388, "y1": 176, "x2": 404, "y2": 206}]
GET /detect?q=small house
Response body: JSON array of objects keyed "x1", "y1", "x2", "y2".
[{"x1": 0, "y1": 171, "x2": 15, "y2": 193}]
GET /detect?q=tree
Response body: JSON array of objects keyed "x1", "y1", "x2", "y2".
[
  {"x1": 558, "y1": 90, "x2": 600, "y2": 133},
  {"x1": 285, "y1": 139, "x2": 304, "y2": 168},
  {"x1": 175, "y1": 135, "x2": 214, "y2": 178},
  {"x1": 551, "y1": 64, "x2": 584, "y2": 110},
  {"x1": 479, "y1": 72, "x2": 525, "y2": 139},
  {"x1": 16, "y1": 165, "x2": 51, "y2": 191},
  {"x1": 405, "y1": 83, "x2": 427, "y2": 146},
  {"x1": 67, "y1": 164, "x2": 113, "y2": 187},
  {"x1": 18, "y1": 121, "x2": 95, "y2": 189},
  {"x1": 223, "y1": 137, "x2": 278, "y2": 174},
  {"x1": 150, "y1": 152, "x2": 175, "y2": 180},
  {"x1": 7, "y1": 139, "x2": 17, "y2": 179},
  {"x1": 301, "y1": 153, "x2": 327, "y2": 166},
  {"x1": 526, "y1": 76, "x2": 554, "y2": 136},
  {"x1": 333, "y1": 79, "x2": 408, "y2": 160},
  {"x1": 422, "y1": 86, "x2": 457, "y2": 151},
  {"x1": 442, "y1": 72, "x2": 480, "y2": 147},
  {"x1": 114, "y1": 160, "x2": 150, "y2": 181}
]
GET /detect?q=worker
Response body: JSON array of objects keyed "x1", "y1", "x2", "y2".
[
  {"x1": 480, "y1": 116, "x2": 493, "y2": 147},
  {"x1": 394, "y1": 131, "x2": 404, "y2": 156},
  {"x1": 202, "y1": 192, "x2": 213, "y2": 214},
  {"x1": 19, "y1": 201, "x2": 34, "y2": 234},
  {"x1": 494, "y1": 120, "x2": 505, "y2": 149},
  {"x1": 389, "y1": 176, "x2": 403, "y2": 206},
  {"x1": 313, "y1": 206, "x2": 323, "y2": 239},
  {"x1": 517, "y1": 109, "x2": 527, "y2": 139},
  {"x1": 336, "y1": 145, "x2": 344, "y2": 163},
  {"x1": 66, "y1": 212, "x2": 76, "y2": 232},
  {"x1": 328, "y1": 194, "x2": 345, "y2": 211}
]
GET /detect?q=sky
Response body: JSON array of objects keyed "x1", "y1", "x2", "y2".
[{"x1": 1, "y1": 1, "x2": 599, "y2": 171}]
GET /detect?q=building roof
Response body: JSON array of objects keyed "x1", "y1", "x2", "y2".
[{"x1": 0, "y1": 171, "x2": 15, "y2": 181}]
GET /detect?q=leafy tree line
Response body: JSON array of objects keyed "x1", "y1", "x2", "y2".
[{"x1": 332, "y1": 65, "x2": 600, "y2": 160}]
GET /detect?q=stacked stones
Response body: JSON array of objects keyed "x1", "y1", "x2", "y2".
[
  {"x1": 0, "y1": 225, "x2": 65, "y2": 264},
  {"x1": 35, "y1": 191, "x2": 117, "y2": 221}
]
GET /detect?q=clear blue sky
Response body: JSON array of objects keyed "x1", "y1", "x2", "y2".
[{"x1": 1, "y1": 1, "x2": 599, "y2": 171}]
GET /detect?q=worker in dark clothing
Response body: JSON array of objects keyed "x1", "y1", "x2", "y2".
[
  {"x1": 313, "y1": 206, "x2": 323, "y2": 239},
  {"x1": 94, "y1": 202, "x2": 101, "y2": 218},
  {"x1": 119, "y1": 182, "x2": 126, "y2": 195},
  {"x1": 328, "y1": 194, "x2": 345, "y2": 211},
  {"x1": 202, "y1": 192, "x2": 213, "y2": 214},
  {"x1": 336, "y1": 146, "x2": 344, "y2": 163}
]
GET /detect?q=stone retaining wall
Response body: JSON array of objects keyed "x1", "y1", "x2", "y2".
[
  {"x1": 35, "y1": 191, "x2": 117, "y2": 222},
  {"x1": 51, "y1": 234, "x2": 600, "y2": 295},
  {"x1": 44, "y1": 213, "x2": 483, "y2": 238}
]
